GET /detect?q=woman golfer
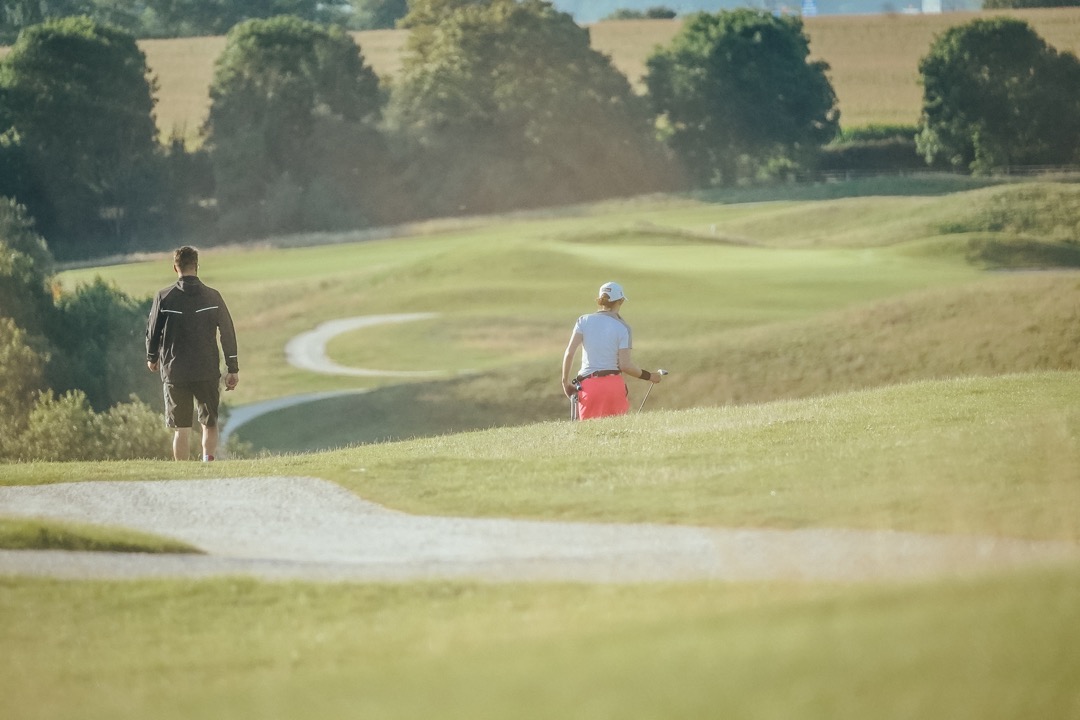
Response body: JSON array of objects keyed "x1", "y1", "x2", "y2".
[{"x1": 561, "y1": 281, "x2": 662, "y2": 420}]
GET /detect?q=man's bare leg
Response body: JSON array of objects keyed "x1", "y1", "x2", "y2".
[
  {"x1": 202, "y1": 424, "x2": 219, "y2": 461},
  {"x1": 173, "y1": 428, "x2": 191, "y2": 461}
]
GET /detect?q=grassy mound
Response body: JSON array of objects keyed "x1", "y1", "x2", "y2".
[
  {"x1": 0, "y1": 517, "x2": 201, "y2": 553},
  {"x1": 237, "y1": 271, "x2": 1080, "y2": 452},
  {"x1": 55, "y1": 177, "x2": 1080, "y2": 453},
  {"x1": 939, "y1": 182, "x2": 1080, "y2": 242}
]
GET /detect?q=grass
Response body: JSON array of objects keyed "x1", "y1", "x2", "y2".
[
  {"x1": 2, "y1": 371, "x2": 1078, "y2": 720},
  {"x1": 56, "y1": 179, "x2": 1080, "y2": 452},
  {"x1": 5, "y1": 177, "x2": 1080, "y2": 719},
  {"x1": 59, "y1": 179, "x2": 1005, "y2": 405},
  {"x1": 4, "y1": 372, "x2": 1079, "y2": 542},
  {"x1": 1, "y1": 566, "x2": 1079, "y2": 720},
  {"x1": 0, "y1": 517, "x2": 200, "y2": 553}
]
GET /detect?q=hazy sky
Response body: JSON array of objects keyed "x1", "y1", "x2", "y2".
[{"x1": 552, "y1": 1, "x2": 724, "y2": 23}]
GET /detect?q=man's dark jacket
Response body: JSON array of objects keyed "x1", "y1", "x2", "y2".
[{"x1": 146, "y1": 275, "x2": 239, "y2": 383}]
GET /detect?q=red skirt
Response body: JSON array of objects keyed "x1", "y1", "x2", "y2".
[{"x1": 577, "y1": 374, "x2": 629, "y2": 419}]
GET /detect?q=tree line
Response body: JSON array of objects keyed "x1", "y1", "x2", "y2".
[
  {"x1": 0, "y1": 197, "x2": 168, "y2": 461},
  {"x1": 1, "y1": 0, "x2": 1078, "y2": 459},
  {"x1": 4, "y1": 1, "x2": 1074, "y2": 262},
  {"x1": 0, "y1": 1, "x2": 411, "y2": 42}
]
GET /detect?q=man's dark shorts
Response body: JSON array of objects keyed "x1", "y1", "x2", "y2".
[{"x1": 163, "y1": 380, "x2": 220, "y2": 428}]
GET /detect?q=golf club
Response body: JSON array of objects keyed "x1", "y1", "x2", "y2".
[{"x1": 638, "y1": 369, "x2": 669, "y2": 412}]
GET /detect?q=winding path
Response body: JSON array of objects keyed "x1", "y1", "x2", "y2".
[
  {"x1": 222, "y1": 313, "x2": 443, "y2": 445},
  {"x1": 6, "y1": 318, "x2": 1075, "y2": 584},
  {"x1": 283, "y1": 313, "x2": 444, "y2": 378},
  {"x1": 1, "y1": 477, "x2": 1074, "y2": 583}
]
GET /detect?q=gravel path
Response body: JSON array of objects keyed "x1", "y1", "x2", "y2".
[
  {"x1": 222, "y1": 313, "x2": 445, "y2": 445},
  {"x1": 283, "y1": 313, "x2": 444, "y2": 378},
  {"x1": 1, "y1": 477, "x2": 1074, "y2": 584}
]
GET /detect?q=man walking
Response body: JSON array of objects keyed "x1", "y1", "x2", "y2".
[{"x1": 146, "y1": 246, "x2": 239, "y2": 461}]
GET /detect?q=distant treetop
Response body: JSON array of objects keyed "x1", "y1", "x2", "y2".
[
  {"x1": 982, "y1": 0, "x2": 1079, "y2": 7},
  {"x1": 604, "y1": 6, "x2": 678, "y2": 19}
]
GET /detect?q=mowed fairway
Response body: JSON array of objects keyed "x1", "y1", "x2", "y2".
[
  {"x1": 58, "y1": 178, "x2": 1080, "y2": 453},
  {"x1": 5, "y1": 177, "x2": 1079, "y2": 718}
]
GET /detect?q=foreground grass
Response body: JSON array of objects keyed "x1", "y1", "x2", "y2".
[
  {"x1": 0, "y1": 517, "x2": 199, "y2": 553},
  {"x1": 4, "y1": 373, "x2": 1078, "y2": 542},
  {"x1": 2, "y1": 566, "x2": 1078, "y2": 720}
]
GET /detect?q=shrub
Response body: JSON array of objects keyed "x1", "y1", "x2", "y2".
[
  {"x1": 49, "y1": 277, "x2": 159, "y2": 411},
  {"x1": 8, "y1": 390, "x2": 169, "y2": 461},
  {"x1": 816, "y1": 137, "x2": 927, "y2": 174}
]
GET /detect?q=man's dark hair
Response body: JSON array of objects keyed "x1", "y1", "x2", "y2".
[{"x1": 174, "y1": 246, "x2": 199, "y2": 273}]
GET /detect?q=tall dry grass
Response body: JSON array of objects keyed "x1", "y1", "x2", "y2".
[
  {"x1": 589, "y1": 9, "x2": 1080, "y2": 126},
  {"x1": 4, "y1": 9, "x2": 1080, "y2": 139}
]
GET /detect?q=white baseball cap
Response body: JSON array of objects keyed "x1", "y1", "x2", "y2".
[{"x1": 598, "y1": 281, "x2": 626, "y2": 302}]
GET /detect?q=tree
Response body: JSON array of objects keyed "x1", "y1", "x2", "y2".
[
  {"x1": 917, "y1": 18, "x2": 1080, "y2": 174},
  {"x1": 0, "y1": 317, "x2": 46, "y2": 457},
  {"x1": 138, "y1": 0, "x2": 344, "y2": 37},
  {"x1": 983, "y1": 0, "x2": 1079, "y2": 7},
  {"x1": 0, "y1": 198, "x2": 54, "y2": 338},
  {"x1": 606, "y1": 7, "x2": 678, "y2": 20},
  {"x1": 644, "y1": 9, "x2": 839, "y2": 186},
  {"x1": 49, "y1": 278, "x2": 159, "y2": 411},
  {"x1": 203, "y1": 15, "x2": 385, "y2": 235},
  {"x1": 0, "y1": 0, "x2": 91, "y2": 43},
  {"x1": 390, "y1": 0, "x2": 677, "y2": 216},
  {"x1": 0, "y1": 16, "x2": 163, "y2": 259}
]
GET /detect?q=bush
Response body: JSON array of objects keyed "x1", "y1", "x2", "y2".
[
  {"x1": 100, "y1": 396, "x2": 172, "y2": 460},
  {"x1": 816, "y1": 137, "x2": 927, "y2": 174},
  {"x1": 14, "y1": 390, "x2": 104, "y2": 461},
  {"x1": 0, "y1": 317, "x2": 46, "y2": 457},
  {"x1": 834, "y1": 124, "x2": 918, "y2": 144},
  {"x1": 48, "y1": 277, "x2": 159, "y2": 411},
  {"x1": 606, "y1": 7, "x2": 678, "y2": 19},
  {"x1": 0, "y1": 198, "x2": 55, "y2": 337},
  {"x1": 8, "y1": 390, "x2": 169, "y2": 461}
]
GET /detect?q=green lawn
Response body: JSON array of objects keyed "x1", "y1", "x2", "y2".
[
  {"x1": 6, "y1": 176, "x2": 1080, "y2": 720},
  {"x1": 6, "y1": 372, "x2": 1079, "y2": 542},
  {"x1": 60, "y1": 178, "x2": 1025, "y2": 416}
]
